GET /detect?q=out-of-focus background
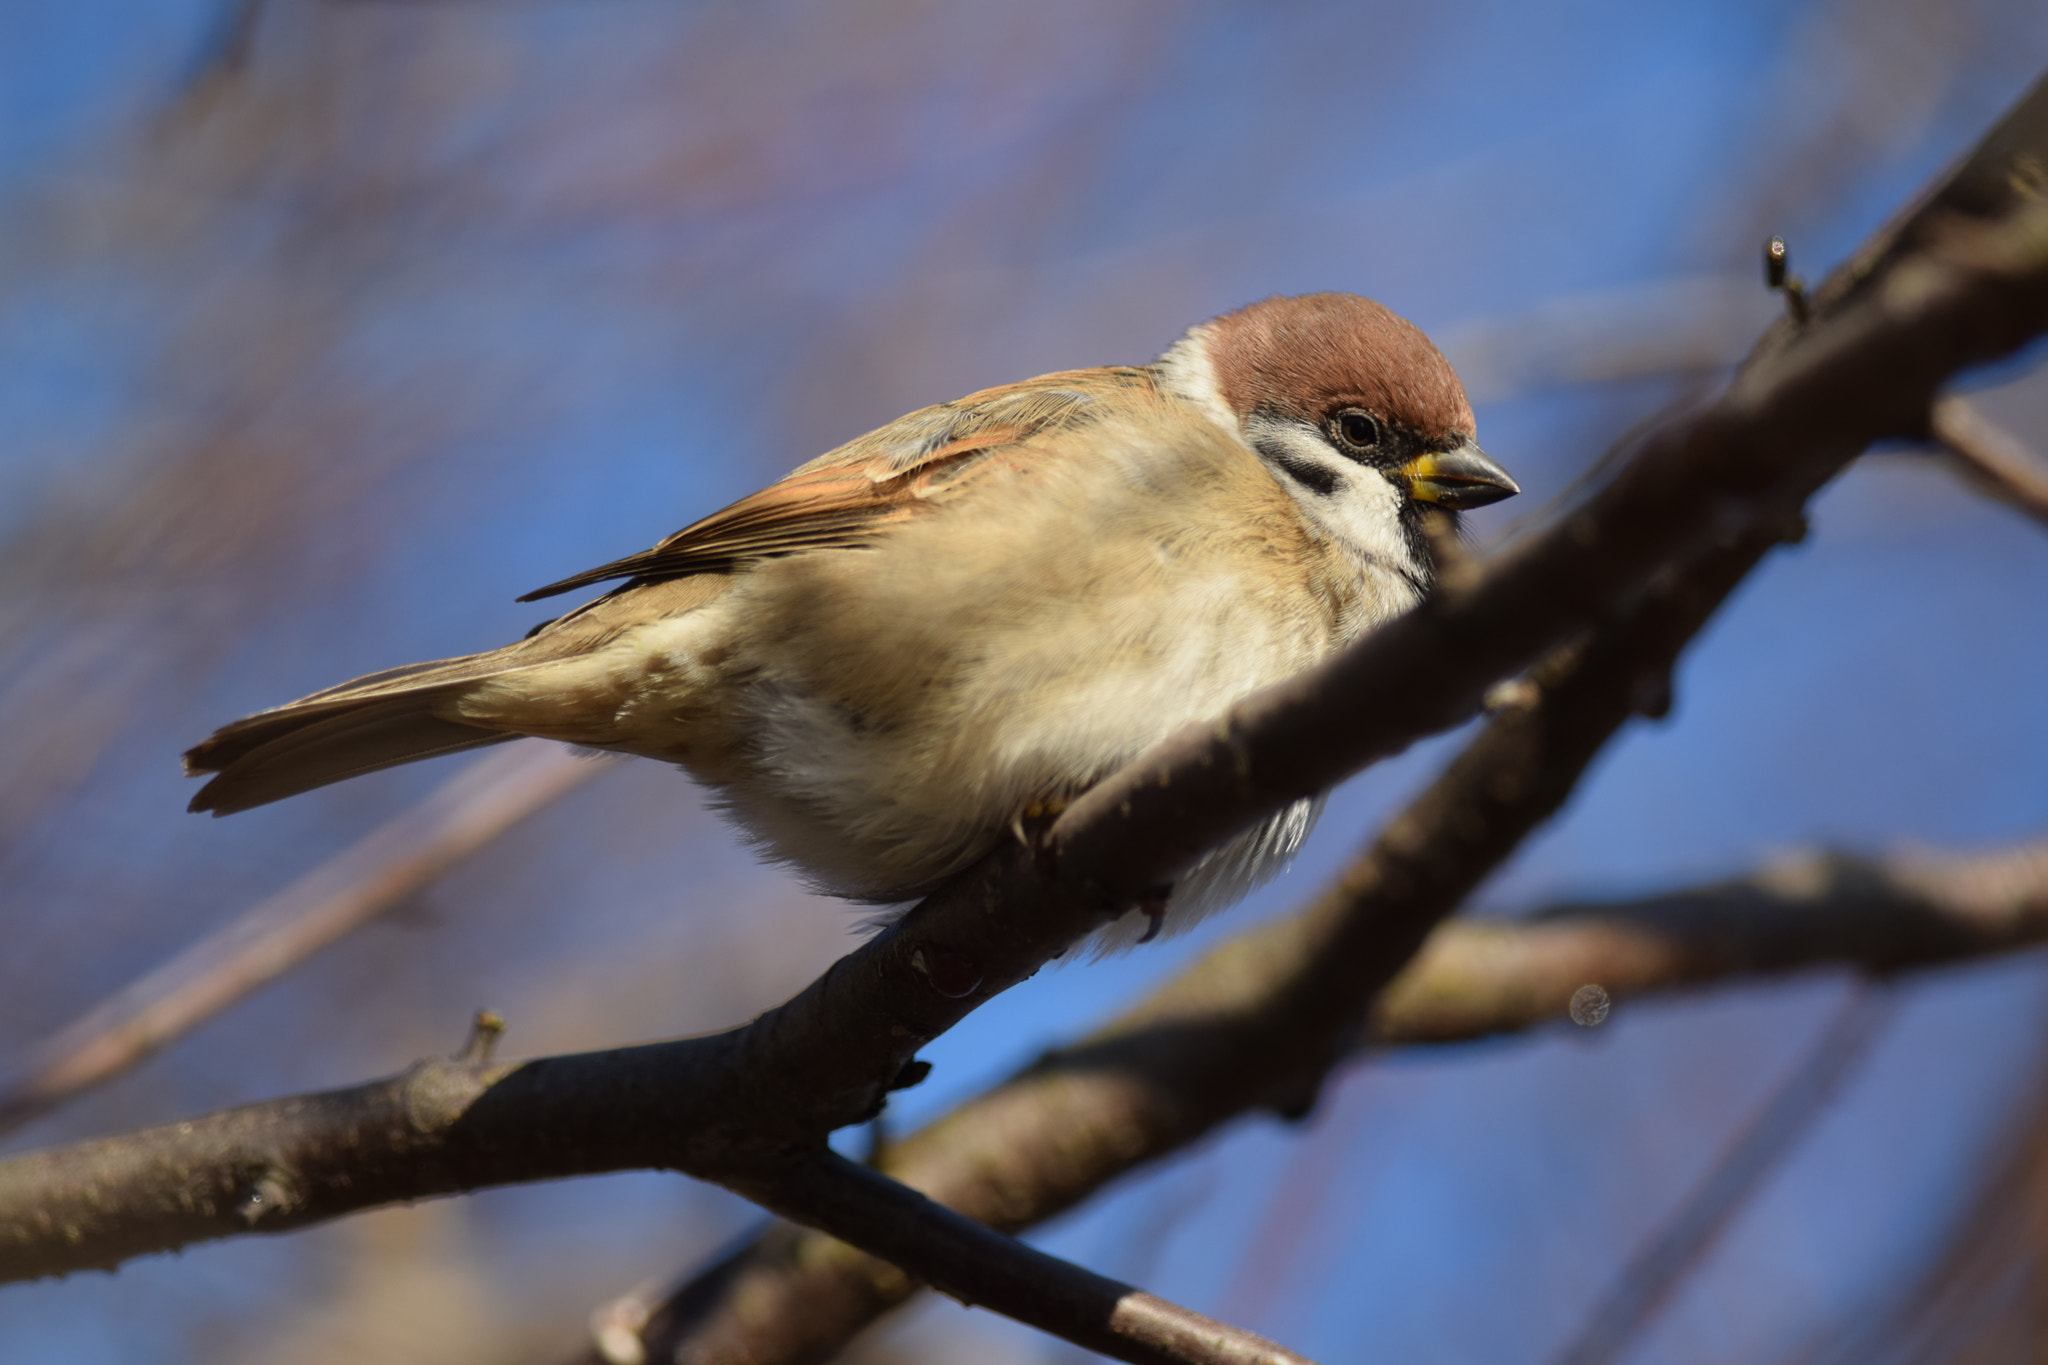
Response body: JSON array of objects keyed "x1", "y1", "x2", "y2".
[{"x1": 3, "y1": 2, "x2": 2047, "y2": 1362}]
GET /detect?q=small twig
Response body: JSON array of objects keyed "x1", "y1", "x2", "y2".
[
  {"x1": 456, "y1": 1011, "x2": 507, "y2": 1065},
  {"x1": 1929, "y1": 393, "x2": 2048, "y2": 529},
  {"x1": 1765, "y1": 236, "x2": 1812, "y2": 324},
  {"x1": 0, "y1": 743, "x2": 606, "y2": 1138}
]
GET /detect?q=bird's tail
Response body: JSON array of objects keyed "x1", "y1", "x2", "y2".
[
  {"x1": 187, "y1": 572, "x2": 735, "y2": 815},
  {"x1": 183, "y1": 649, "x2": 539, "y2": 816}
]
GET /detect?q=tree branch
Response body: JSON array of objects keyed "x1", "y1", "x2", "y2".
[
  {"x1": 3, "y1": 66, "x2": 2046, "y2": 1365},
  {"x1": 596, "y1": 75, "x2": 2048, "y2": 1358},
  {"x1": 732, "y1": 1152, "x2": 1315, "y2": 1365},
  {"x1": 608, "y1": 832, "x2": 2048, "y2": 1365},
  {"x1": 1929, "y1": 393, "x2": 2048, "y2": 528}
]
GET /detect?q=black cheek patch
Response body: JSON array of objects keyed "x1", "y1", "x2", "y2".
[{"x1": 1255, "y1": 438, "x2": 1341, "y2": 496}]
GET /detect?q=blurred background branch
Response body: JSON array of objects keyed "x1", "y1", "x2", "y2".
[
  {"x1": 1929, "y1": 394, "x2": 2048, "y2": 527},
  {"x1": 0, "y1": 742, "x2": 607, "y2": 1138},
  {"x1": 1546, "y1": 983, "x2": 1898, "y2": 1365},
  {"x1": 4, "y1": 4, "x2": 2048, "y2": 1363}
]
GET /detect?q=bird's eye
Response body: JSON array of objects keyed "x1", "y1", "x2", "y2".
[{"x1": 1332, "y1": 409, "x2": 1383, "y2": 455}]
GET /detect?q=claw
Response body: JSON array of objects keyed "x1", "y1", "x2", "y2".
[
  {"x1": 1134, "y1": 884, "x2": 1172, "y2": 944},
  {"x1": 1012, "y1": 795, "x2": 1071, "y2": 872}
]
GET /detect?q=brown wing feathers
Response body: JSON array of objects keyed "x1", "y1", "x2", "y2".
[
  {"x1": 516, "y1": 464, "x2": 920, "y2": 602},
  {"x1": 185, "y1": 367, "x2": 1153, "y2": 814},
  {"x1": 517, "y1": 369, "x2": 1148, "y2": 601}
]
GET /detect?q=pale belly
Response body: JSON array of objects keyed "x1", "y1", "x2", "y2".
[{"x1": 651, "y1": 538, "x2": 1410, "y2": 940}]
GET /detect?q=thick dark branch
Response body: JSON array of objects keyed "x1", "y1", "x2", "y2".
[
  {"x1": 0, "y1": 1037, "x2": 724, "y2": 1278},
  {"x1": 0, "y1": 530, "x2": 1765, "y2": 1280},
  {"x1": 615, "y1": 832, "x2": 2048, "y2": 1365}
]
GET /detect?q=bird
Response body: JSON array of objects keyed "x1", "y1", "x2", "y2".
[{"x1": 185, "y1": 292, "x2": 1517, "y2": 946}]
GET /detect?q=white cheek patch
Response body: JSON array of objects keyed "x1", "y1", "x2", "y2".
[
  {"x1": 1241, "y1": 414, "x2": 1424, "y2": 596},
  {"x1": 1152, "y1": 325, "x2": 1239, "y2": 436}
]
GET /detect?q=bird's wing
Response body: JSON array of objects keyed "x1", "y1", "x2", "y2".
[{"x1": 517, "y1": 367, "x2": 1157, "y2": 602}]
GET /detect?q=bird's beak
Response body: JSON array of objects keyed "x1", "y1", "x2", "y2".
[{"x1": 1400, "y1": 442, "x2": 1520, "y2": 510}]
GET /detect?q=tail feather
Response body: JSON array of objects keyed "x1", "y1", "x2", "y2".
[
  {"x1": 185, "y1": 648, "x2": 540, "y2": 816},
  {"x1": 187, "y1": 703, "x2": 513, "y2": 815},
  {"x1": 185, "y1": 571, "x2": 736, "y2": 816}
]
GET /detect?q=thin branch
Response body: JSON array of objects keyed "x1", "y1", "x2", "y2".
[
  {"x1": 612, "y1": 834, "x2": 2048, "y2": 1365},
  {"x1": 1377, "y1": 837, "x2": 2048, "y2": 1038},
  {"x1": 1929, "y1": 393, "x2": 2048, "y2": 528},
  {"x1": 734, "y1": 1152, "x2": 1316, "y2": 1365},
  {"x1": 0, "y1": 742, "x2": 607, "y2": 1138}
]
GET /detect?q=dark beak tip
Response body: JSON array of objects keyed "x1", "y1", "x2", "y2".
[
  {"x1": 1428, "y1": 447, "x2": 1518, "y2": 509},
  {"x1": 1438, "y1": 481, "x2": 1517, "y2": 511}
]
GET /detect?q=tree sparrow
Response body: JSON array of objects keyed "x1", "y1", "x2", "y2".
[{"x1": 187, "y1": 293, "x2": 1517, "y2": 944}]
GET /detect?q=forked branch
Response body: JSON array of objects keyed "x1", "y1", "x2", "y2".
[{"x1": 2, "y1": 68, "x2": 2046, "y2": 1365}]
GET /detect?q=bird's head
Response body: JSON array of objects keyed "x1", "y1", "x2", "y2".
[{"x1": 1156, "y1": 291, "x2": 1517, "y2": 585}]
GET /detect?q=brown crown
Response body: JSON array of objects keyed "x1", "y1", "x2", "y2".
[{"x1": 1205, "y1": 292, "x2": 1474, "y2": 442}]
